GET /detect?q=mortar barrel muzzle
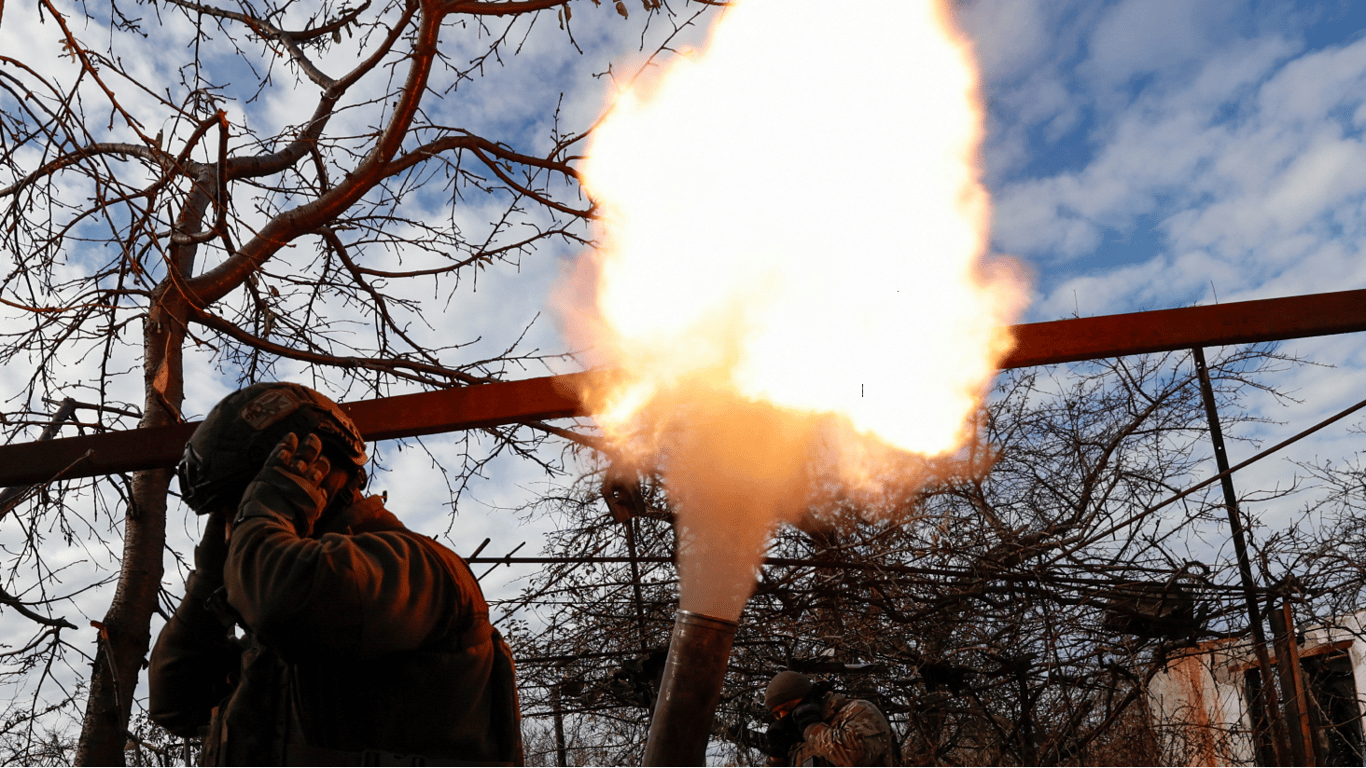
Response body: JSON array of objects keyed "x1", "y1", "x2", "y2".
[{"x1": 642, "y1": 609, "x2": 739, "y2": 766}]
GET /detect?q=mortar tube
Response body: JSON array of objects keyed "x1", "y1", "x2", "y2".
[{"x1": 642, "y1": 610, "x2": 739, "y2": 766}]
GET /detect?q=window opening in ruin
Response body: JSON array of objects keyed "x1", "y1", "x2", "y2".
[
  {"x1": 1244, "y1": 648, "x2": 1364, "y2": 767},
  {"x1": 1300, "y1": 649, "x2": 1364, "y2": 767}
]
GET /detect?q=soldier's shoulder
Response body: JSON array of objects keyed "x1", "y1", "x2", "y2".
[
  {"x1": 842, "y1": 699, "x2": 890, "y2": 726},
  {"x1": 404, "y1": 530, "x2": 478, "y2": 577},
  {"x1": 393, "y1": 522, "x2": 456, "y2": 552}
]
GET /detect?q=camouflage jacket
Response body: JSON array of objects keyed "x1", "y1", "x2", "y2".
[
  {"x1": 149, "y1": 494, "x2": 521, "y2": 765},
  {"x1": 789, "y1": 693, "x2": 895, "y2": 767}
]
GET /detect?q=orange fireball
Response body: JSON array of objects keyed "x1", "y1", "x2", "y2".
[{"x1": 568, "y1": 0, "x2": 1027, "y2": 618}]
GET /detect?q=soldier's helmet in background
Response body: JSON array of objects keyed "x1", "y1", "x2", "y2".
[{"x1": 765, "y1": 670, "x2": 815, "y2": 712}]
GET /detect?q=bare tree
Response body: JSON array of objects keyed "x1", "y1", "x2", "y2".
[
  {"x1": 1261, "y1": 437, "x2": 1366, "y2": 635},
  {"x1": 512, "y1": 347, "x2": 1315, "y2": 766},
  {"x1": 0, "y1": 0, "x2": 716, "y2": 763}
]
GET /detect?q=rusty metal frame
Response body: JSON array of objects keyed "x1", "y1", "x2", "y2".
[{"x1": 1, "y1": 287, "x2": 1363, "y2": 488}]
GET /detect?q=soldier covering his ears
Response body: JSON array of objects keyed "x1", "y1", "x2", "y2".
[
  {"x1": 764, "y1": 671, "x2": 894, "y2": 766},
  {"x1": 149, "y1": 383, "x2": 522, "y2": 766}
]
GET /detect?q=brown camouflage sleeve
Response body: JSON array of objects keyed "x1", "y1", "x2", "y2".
[
  {"x1": 800, "y1": 699, "x2": 892, "y2": 767},
  {"x1": 148, "y1": 570, "x2": 240, "y2": 736},
  {"x1": 224, "y1": 504, "x2": 476, "y2": 661}
]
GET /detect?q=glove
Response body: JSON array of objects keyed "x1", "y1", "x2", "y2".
[
  {"x1": 236, "y1": 432, "x2": 332, "y2": 536},
  {"x1": 764, "y1": 714, "x2": 802, "y2": 759},
  {"x1": 792, "y1": 701, "x2": 824, "y2": 732}
]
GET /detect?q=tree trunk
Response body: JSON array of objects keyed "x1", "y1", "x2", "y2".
[{"x1": 75, "y1": 289, "x2": 186, "y2": 766}]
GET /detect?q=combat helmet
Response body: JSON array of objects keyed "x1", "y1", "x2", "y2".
[
  {"x1": 176, "y1": 382, "x2": 367, "y2": 514},
  {"x1": 765, "y1": 670, "x2": 814, "y2": 713}
]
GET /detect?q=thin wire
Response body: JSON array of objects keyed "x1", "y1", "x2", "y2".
[
  {"x1": 475, "y1": 555, "x2": 1273, "y2": 596},
  {"x1": 1059, "y1": 391, "x2": 1366, "y2": 557}
]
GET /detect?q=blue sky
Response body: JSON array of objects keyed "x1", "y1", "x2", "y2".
[
  {"x1": 963, "y1": 0, "x2": 1366, "y2": 321},
  {"x1": 0, "y1": 0, "x2": 1359, "y2": 601},
  {"x1": 3, "y1": 0, "x2": 1366, "y2": 737},
  {"x1": 465, "y1": 0, "x2": 1366, "y2": 596},
  {"x1": 952, "y1": 0, "x2": 1366, "y2": 566}
]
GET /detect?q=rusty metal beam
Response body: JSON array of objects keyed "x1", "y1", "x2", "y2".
[
  {"x1": 1, "y1": 288, "x2": 1364, "y2": 488},
  {"x1": 0, "y1": 372, "x2": 590, "y2": 488},
  {"x1": 1000, "y1": 287, "x2": 1366, "y2": 368}
]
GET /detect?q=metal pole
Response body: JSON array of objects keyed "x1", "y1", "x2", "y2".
[
  {"x1": 552, "y1": 682, "x2": 568, "y2": 767},
  {"x1": 1193, "y1": 347, "x2": 1290, "y2": 765},
  {"x1": 0, "y1": 398, "x2": 77, "y2": 520},
  {"x1": 1269, "y1": 595, "x2": 1317, "y2": 766},
  {"x1": 625, "y1": 518, "x2": 648, "y2": 652}
]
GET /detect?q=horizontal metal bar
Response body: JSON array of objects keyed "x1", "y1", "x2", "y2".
[
  {"x1": 467, "y1": 556, "x2": 1268, "y2": 592},
  {"x1": 1, "y1": 288, "x2": 1363, "y2": 487},
  {"x1": 344, "y1": 371, "x2": 589, "y2": 441},
  {"x1": 1000, "y1": 288, "x2": 1366, "y2": 368},
  {"x1": 0, "y1": 372, "x2": 590, "y2": 488}
]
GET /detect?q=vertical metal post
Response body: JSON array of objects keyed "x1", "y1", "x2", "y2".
[
  {"x1": 625, "y1": 518, "x2": 648, "y2": 652},
  {"x1": 1269, "y1": 597, "x2": 1316, "y2": 766},
  {"x1": 552, "y1": 682, "x2": 568, "y2": 767},
  {"x1": 1193, "y1": 347, "x2": 1290, "y2": 765}
]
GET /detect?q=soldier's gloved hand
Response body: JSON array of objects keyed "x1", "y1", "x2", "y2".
[
  {"x1": 792, "y1": 701, "x2": 824, "y2": 732},
  {"x1": 237, "y1": 432, "x2": 332, "y2": 536},
  {"x1": 764, "y1": 714, "x2": 802, "y2": 758}
]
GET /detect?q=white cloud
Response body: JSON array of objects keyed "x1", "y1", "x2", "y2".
[
  {"x1": 957, "y1": 0, "x2": 1054, "y2": 79},
  {"x1": 973, "y1": 2, "x2": 1366, "y2": 551},
  {"x1": 7, "y1": 0, "x2": 1366, "y2": 744},
  {"x1": 983, "y1": 12, "x2": 1366, "y2": 326},
  {"x1": 1082, "y1": 0, "x2": 1239, "y2": 92}
]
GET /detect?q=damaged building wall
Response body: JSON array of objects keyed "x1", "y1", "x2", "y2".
[
  {"x1": 1148, "y1": 639, "x2": 1257, "y2": 766},
  {"x1": 1147, "y1": 613, "x2": 1366, "y2": 766}
]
